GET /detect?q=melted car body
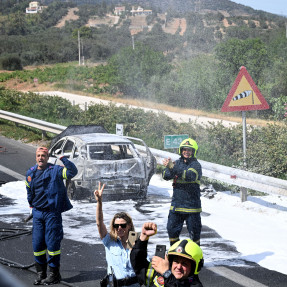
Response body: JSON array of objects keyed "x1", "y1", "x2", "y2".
[{"x1": 48, "y1": 126, "x2": 156, "y2": 201}]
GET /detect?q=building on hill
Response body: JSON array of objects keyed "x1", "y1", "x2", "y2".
[
  {"x1": 131, "y1": 6, "x2": 152, "y2": 16},
  {"x1": 26, "y1": 1, "x2": 42, "y2": 14},
  {"x1": 114, "y1": 6, "x2": 125, "y2": 16}
]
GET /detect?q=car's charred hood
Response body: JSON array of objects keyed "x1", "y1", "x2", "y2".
[{"x1": 83, "y1": 159, "x2": 145, "y2": 179}]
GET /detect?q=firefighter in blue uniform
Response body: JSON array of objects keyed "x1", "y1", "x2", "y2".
[
  {"x1": 162, "y1": 138, "x2": 202, "y2": 247},
  {"x1": 25, "y1": 147, "x2": 77, "y2": 285}
]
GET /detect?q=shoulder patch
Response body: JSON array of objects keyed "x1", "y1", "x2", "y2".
[
  {"x1": 156, "y1": 276, "x2": 164, "y2": 286},
  {"x1": 27, "y1": 176, "x2": 32, "y2": 182}
]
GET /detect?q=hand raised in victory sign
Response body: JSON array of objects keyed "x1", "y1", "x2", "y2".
[{"x1": 94, "y1": 181, "x2": 106, "y2": 202}]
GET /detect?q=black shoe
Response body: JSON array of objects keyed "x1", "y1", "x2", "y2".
[
  {"x1": 34, "y1": 262, "x2": 47, "y2": 285},
  {"x1": 191, "y1": 274, "x2": 203, "y2": 286},
  {"x1": 42, "y1": 266, "x2": 61, "y2": 285}
]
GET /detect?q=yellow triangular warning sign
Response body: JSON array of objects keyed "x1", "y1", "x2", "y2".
[{"x1": 221, "y1": 66, "x2": 269, "y2": 112}]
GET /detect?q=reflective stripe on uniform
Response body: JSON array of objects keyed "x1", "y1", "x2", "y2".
[
  {"x1": 48, "y1": 249, "x2": 61, "y2": 256},
  {"x1": 25, "y1": 181, "x2": 30, "y2": 188},
  {"x1": 62, "y1": 168, "x2": 67, "y2": 179},
  {"x1": 170, "y1": 206, "x2": 202, "y2": 213},
  {"x1": 146, "y1": 264, "x2": 163, "y2": 287},
  {"x1": 34, "y1": 249, "x2": 46, "y2": 257},
  {"x1": 146, "y1": 262, "x2": 154, "y2": 287},
  {"x1": 181, "y1": 168, "x2": 200, "y2": 184},
  {"x1": 176, "y1": 179, "x2": 201, "y2": 184},
  {"x1": 169, "y1": 237, "x2": 179, "y2": 243},
  {"x1": 194, "y1": 239, "x2": 200, "y2": 245}
]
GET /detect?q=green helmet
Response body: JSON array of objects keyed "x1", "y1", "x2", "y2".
[
  {"x1": 179, "y1": 138, "x2": 198, "y2": 158},
  {"x1": 168, "y1": 239, "x2": 204, "y2": 275}
]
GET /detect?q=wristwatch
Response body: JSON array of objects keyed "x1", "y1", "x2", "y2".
[{"x1": 163, "y1": 270, "x2": 172, "y2": 279}]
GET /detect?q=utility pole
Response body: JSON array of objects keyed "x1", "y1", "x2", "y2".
[
  {"x1": 78, "y1": 30, "x2": 81, "y2": 66},
  {"x1": 132, "y1": 35, "x2": 135, "y2": 50}
]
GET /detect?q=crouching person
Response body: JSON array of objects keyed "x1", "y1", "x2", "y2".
[{"x1": 130, "y1": 222, "x2": 204, "y2": 287}]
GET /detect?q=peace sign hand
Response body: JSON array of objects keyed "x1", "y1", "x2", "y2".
[{"x1": 94, "y1": 182, "x2": 106, "y2": 202}]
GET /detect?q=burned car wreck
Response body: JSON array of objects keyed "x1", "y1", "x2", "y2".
[{"x1": 48, "y1": 125, "x2": 156, "y2": 201}]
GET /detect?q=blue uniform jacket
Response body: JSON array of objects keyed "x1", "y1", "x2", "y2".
[
  {"x1": 162, "y1": 156, "x2": 202, "y2": 213},
  {"x1": 25, "y1": 157, "x2": 78, "y2": 213}
]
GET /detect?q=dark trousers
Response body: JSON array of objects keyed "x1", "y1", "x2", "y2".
[
  {"x1": 32, "y1": 208, "x2": 63, "y2": 267},
  {"x1": 167, "y1": 211, "x2": 202, "y2": 245}
]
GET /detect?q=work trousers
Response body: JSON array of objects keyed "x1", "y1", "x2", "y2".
[
  {"x1": 167, "y1": 211, "x2": 202, "y2": 246},
  {"x1": 32, "y1": 208, "x2": 63, "y2": 267}
]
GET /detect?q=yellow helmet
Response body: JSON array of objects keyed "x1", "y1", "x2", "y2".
[
  {"x1": 179, "y1": 138, "x2": 198, "y2": 158},
  {"x1": 168, "y1": 239, "x2": 204, "y2": 275}
]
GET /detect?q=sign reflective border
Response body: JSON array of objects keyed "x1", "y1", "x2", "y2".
[{"x1": 221, "y1": 66, "x2": 269, "y2": 112}]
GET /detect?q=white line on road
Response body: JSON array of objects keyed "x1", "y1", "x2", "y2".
[
  {"x1": 0, "y1": 165, "x2": 25, "y2": 181},
  {"x1": 207, "y1": 266, "x2": 268, "y2": 287}
]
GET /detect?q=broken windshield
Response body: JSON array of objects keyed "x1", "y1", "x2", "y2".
[{"x1": 87, "y1": 144, "x2": 137, "y2": 160}]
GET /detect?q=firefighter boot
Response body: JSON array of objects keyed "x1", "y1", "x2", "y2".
[
  {"x1": 42, "y1": 266, "x2": 61, "y2": 285},
  {"x1": 34, "y1": 262, "x2": 47, "y2": 285}
]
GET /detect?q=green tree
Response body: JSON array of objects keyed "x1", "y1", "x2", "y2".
[
  {"x1": 107, "y1": 43, "x2": 172, "y2": 97},
  {"x1": 215, "y1": 38, "x2": 269, "y2": 83}
]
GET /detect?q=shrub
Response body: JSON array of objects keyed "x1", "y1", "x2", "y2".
[{"x1": 1, "y1": 55, "x2": 23, "y2": 71}]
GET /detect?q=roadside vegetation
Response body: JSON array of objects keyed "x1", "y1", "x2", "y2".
[
  {"x1": 0, "y1": 1, "x2": 286, "y2": 183},
  {"x1": 0, "y1": 88, "x2": 286, "y2": 180}
]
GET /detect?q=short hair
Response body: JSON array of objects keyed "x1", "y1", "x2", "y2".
[{"x1": 36, "y1": 147, "x2": 49, "y2": 156}]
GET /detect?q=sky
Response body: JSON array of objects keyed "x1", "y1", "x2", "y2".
[
  {"x1": 232, "y1": 0, "x2": 287, "y2": 16},
  {"x1": 0, "y1": 175, "x2": 287, "y2": 276}
]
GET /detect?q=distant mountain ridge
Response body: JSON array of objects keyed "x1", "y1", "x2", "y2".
[{"x1": 40, "y1": 0, "x2": 282, "y2": 17}]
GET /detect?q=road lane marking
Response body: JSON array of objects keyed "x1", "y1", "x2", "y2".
[
  {"x1": 207, "y1": 266, "x2": 268, "y2": 287},
  {"x1": 0, "y1": 165, "x2": 25, "y2": 181}
]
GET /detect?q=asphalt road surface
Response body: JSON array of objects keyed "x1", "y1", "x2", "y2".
[{"x1": 1, "y1": 135, "x2": 287, "y2": 287}]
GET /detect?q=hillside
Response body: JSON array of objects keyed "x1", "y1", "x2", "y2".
[{"x1": 0, "y1": 0, "x2": 286, "y2": 123}]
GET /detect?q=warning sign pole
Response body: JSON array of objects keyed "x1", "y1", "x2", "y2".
[
  {"x1": 242, "y1": 111, "x2": 246, "y2": 167},
  {"x1": 221, "y1": 66, "x2": 270, "y2": 202}
]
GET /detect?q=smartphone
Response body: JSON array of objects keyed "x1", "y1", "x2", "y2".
[
  {"x1": 127, "y1": 231, "x2": 139, "y2": 249},
  {"x1": 155, "y1": 245, "x2": 166, "y2": 259}
]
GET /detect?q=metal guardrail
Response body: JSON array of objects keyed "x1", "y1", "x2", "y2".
[
  {"x1": 1, "y1": 109, "x2": 287, "y2": 197},
  {"x1": 0, "y1": 110, "x2": 66, "y2": 135}
]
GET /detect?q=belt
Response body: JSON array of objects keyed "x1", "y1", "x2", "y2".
[{"x1": 116, "y1": 276, "x2": 138, "y2": 286}]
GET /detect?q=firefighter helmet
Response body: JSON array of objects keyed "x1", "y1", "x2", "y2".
[
  {"x1": 168, "y1": 239, "x2": 204, "y2": 275},
  {"x1": 179, "y1": 138, "x2": 198, "y2": 158}
]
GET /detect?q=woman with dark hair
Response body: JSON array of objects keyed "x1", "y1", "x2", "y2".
[{"x1": 95, "y1": 182, "x2": 139, "y2": 287}]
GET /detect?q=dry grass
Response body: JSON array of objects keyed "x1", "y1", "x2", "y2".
[{"x1": 1, "y1": 76, "x2": 279, "y2": 128}]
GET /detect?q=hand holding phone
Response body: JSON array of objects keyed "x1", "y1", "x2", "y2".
[
  {"x1": 155, "y1": 244, "x2": 166, "y2": 259},
  {"x1": 127, "y1": 231, "x2": 140, "y2": 249}
]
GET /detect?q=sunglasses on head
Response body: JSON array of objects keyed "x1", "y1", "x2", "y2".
[{"x1": 113, "y1": 223, "x2": 127, "y2": 229}]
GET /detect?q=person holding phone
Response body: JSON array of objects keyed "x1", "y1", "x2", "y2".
[
  {"x1": 130, "y1": 222, "x2": 204, "y2": 287},
  {"x1": 94, "y1": 182, "x2": 139, "y2": 287}
]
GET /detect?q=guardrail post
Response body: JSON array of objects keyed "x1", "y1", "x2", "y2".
[
  {"x1": 42, "y1": 130, "x2": 47, "y2": 140},
  {"x1": 240, "y1": 186, "x2": 247, "y2": 202}
]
